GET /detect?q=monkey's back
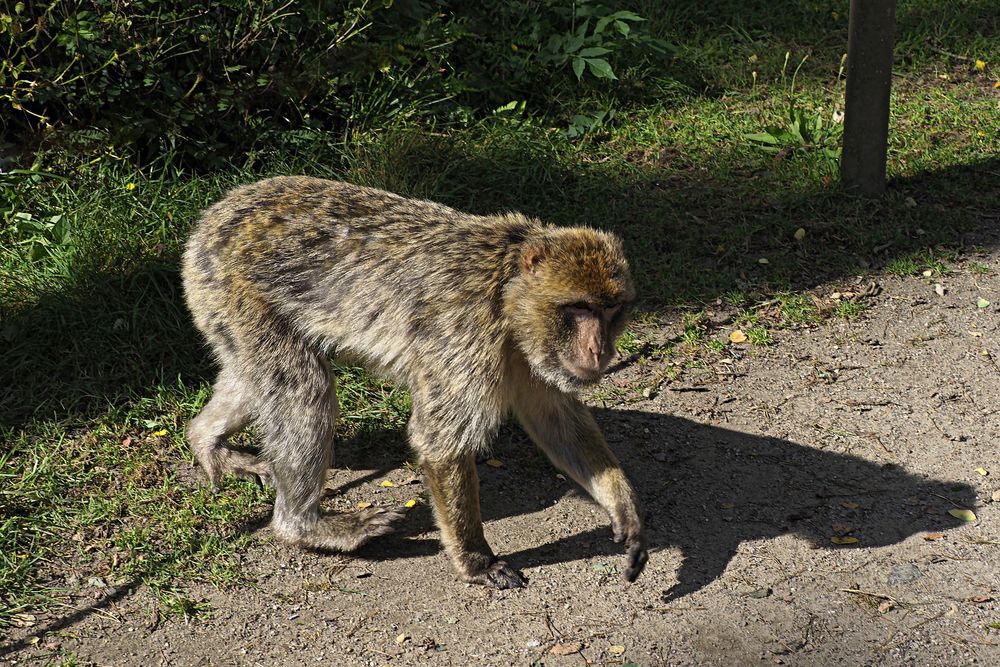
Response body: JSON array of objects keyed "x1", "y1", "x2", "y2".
[{"x1": 183, "y1": 177, "x2": 537, "y2": 392}]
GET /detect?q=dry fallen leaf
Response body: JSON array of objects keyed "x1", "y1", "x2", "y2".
[
  {"x1": 757, "y1": 258, "x2": 769, "y2": 265},
  {"x1": 976, "y1": 297, "x2": 991, "y2": 309},
  {"x1": 396, "y1": 633, "x2": 409, "y2": 644},
  {"x1": 948, "y1": 508, "x2": 977, "y2": 522},
  {"x1": 831, "y1": 536, "x2": 859, "y2": 545},
  {"x1": 550, "y1": 642, "x2": 582, "y2": 656},
  {"x1": 356, "y1": 501, "x2": 372, "y2": 509},
  {"x1": 921, "y1": 270, "x2": 933, "y2": 277},
  {"x1": 729, "y1": 330, "x2": 748, "y2": 343},
  {"x1": 992, "y1": 489, "x2": 1000, "y2": 503},
  {"x1": 840, "y1": 501, "x2": 861, "y2": 510},
  {"x1": 404, "y1": 499, "x2": 418, "y2": 508},
  {"x1": 485, "y1": 458, "x2": 504, "y2": 468},
  {"x1": 923, "y1": 532, "x2": 945, "y2": 541},
  {"x1": 608, "y1": 645, "x2": 626, "y2": 655},
  {"x1": 974, "y1": 467, "x2": 988, "y2": 476},
  {"x1": 380, "y1": 480, "x2": 396, "y2": 488},
  {"x1": 794, "y1": 228, "x2": 806, "y2": 241},
  {"x1": 969, "y1": 595, "x2": 993, "y2": 604},
  {"x1": 934, "y1": 283, "x2": 945, "y2": 296},
  {"x1": 877, "y1": 600, "x2": 895, "y2": 614},
  {"x1": 11, "y1": 613, "x2": 36, "y2": 628}
]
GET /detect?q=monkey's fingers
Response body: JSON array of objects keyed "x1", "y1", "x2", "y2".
[
  {"x1": 469, "y1": 560, "x2": 527, "y2": 589},
  {"x1": 623, "y1": 538, "x2": 649, "y2": 583}
]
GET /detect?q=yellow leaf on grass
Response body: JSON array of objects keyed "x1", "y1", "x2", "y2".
[
  {"x1": 975, "y1": 59, "x2": 986, "y2": 71},
  {"x1": 729, "y1": 330, "x2": 747, "y2": 343},
  {"x1": 405, "y1": 499, "x2": 418, "y2": 508},
  {"x1": 486, "y1": 458, "x2": 504, "y2": 468},
  {"x1": 831, "y1": 536, "x2": 859, "y2": 545},
  {"x1": 357, "y1": 501, "x2": 372, "y2": 509},
  {"x1": 151, "y1": 429, "x2": 168, "y2": 437},
  {"x1": 948, "y1": 508, "x2": 977, "y2": 522},
  {"x1": 380, "y1": 480, "x2": 395, "y2": 487},
  {"x1": 794, "y1": 228, "x2": 806, "y2": 241}
]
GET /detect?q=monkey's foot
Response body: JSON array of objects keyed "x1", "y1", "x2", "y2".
[
  {"x1": 464, "y1": 559, "x2": 527, "y2": 589},
  {"x1": 202, "y1": 449, "x2": 272, "y2": 490},
  {"x1": 294, "y1": 507, "x2": 406, "y2": 553}
]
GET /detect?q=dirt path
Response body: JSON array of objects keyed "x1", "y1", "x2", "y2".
[{"x1": 4, "y1": 250, "x2": 999, "y2": 666}]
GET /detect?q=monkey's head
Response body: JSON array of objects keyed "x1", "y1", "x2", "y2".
[{"x1": 507, "y1": 227, "x2": 635, "y2": 392}]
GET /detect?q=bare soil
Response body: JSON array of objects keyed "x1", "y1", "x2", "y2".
[{"x1": 4, "y1": 250, "x2": 999, "y2": 667}]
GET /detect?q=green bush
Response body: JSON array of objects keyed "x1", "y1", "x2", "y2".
[{"x1": 1, "y1": 1, "x2": 668, "y2": 165}]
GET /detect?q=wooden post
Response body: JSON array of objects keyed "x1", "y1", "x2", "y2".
[{"x1": 840, "y1": 0, "x2": 897, "y2": 195}]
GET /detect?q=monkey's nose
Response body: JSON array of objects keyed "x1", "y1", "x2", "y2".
[{"x1": 587, "y1": 342, "x2": 602, "y2": 368}]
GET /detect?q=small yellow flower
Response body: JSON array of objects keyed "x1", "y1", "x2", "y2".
[
  {"x1": 125, "y1": 182, "x2": 136, "y2": 191},
  {"x1": 975, "y1": 59, "x2": 986, "y2": 71}
]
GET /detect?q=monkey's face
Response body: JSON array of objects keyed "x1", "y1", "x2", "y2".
[
  {"x1": 554, "y1": 300, "x2": 629, "y2": 385},
  {"x1": 510, "y1": 228, "x2": 635, "y2": 392}
]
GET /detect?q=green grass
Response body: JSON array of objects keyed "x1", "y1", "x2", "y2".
[{"x1": 2, "y1": 0, "x2": 1000, "y2": 629}]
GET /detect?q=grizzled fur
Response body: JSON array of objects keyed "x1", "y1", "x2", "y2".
[{"x1": 182, "y1": 176, "x2": 647, "y2": 588}]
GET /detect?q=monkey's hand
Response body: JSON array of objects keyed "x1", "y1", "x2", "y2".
[
  {"x1": 611, "y1": 511, "x2": 648, "y2": 582},
  {"x1": 464, "y1": 557, "x2": 527, "y2": 589}
]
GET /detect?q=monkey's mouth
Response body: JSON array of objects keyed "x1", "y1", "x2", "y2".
[{"x1": 557, "y1": 355, "x2": 605, "y2": 384}]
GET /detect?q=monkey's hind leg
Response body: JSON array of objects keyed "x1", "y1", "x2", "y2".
[
  {"x1": 188, "y1": 367, "x2": 272, "y2": 489},
  {"x1": 261, "y1": 348, "x2": 404, "y2": 552}
]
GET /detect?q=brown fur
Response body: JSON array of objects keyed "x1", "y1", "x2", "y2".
[{"x1": 182, "y1": 176, "x2": 647, "y2": 587}]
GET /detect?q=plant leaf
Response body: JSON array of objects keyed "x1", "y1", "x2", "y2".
[
  {"x1": 585, "y1": 58, "x2": 617, "y2": 80},
  {"x1": 948, "y1": 508, "x2": 977, "y2": 522}
]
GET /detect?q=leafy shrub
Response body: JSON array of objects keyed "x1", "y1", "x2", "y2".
[{"x1": 1, "y1": 1, "x2": 669, "y2": 165}]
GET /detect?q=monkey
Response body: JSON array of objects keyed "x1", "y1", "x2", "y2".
[{"x1": 181, "y1": 176, "x2": 648, "y2": 588}]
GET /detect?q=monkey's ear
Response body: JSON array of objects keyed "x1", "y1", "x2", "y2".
[{"x1": 521, "y1": 243, "x2": 548, "y2": 275}]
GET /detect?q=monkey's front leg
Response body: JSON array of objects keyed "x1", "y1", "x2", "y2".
[
  {"x1": 419, "y1": 452, "x2": 527, "y2": 589},
  {"x1": 514, "y1": 385, "x2": 649, "y2": 582},
  {"x1": 410, "y1": 405, "x2": 527, "y2": 589}
]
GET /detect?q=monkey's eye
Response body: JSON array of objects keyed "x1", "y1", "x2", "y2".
[{"x1": 564, "y1": 301, "x2": 593, "y2": 315}]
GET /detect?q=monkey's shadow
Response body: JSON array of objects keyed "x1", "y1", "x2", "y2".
[{"x1": 345, "y1": 408, "x2": 975, "y2": 601}]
